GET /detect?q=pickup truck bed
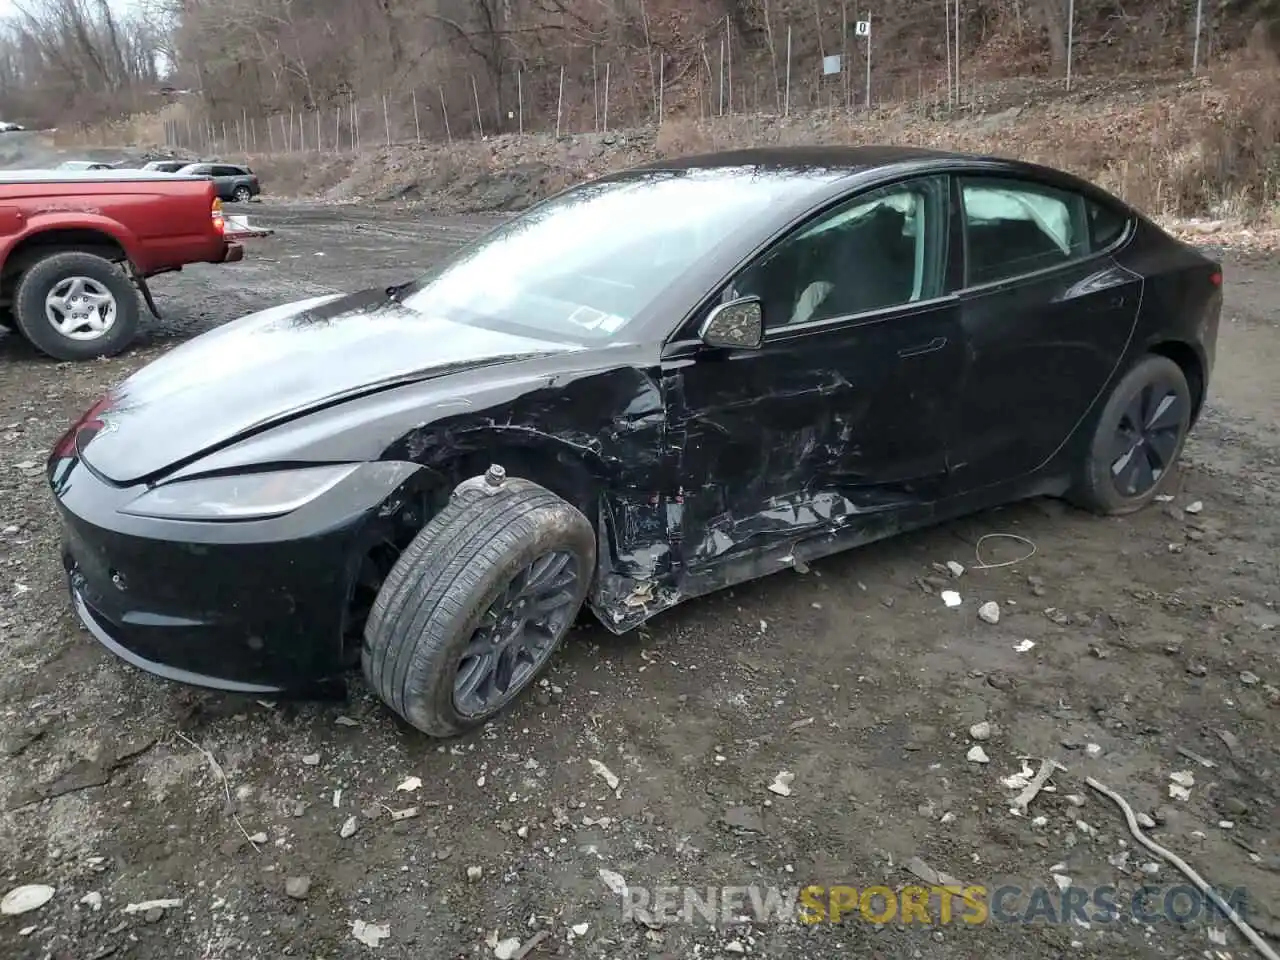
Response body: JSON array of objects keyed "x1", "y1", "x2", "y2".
[{"x1": 0, "y1": 170, "x2": 260, "y2": 361}]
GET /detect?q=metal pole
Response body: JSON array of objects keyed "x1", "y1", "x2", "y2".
[
  {"x1": 945, "y1": 0, "x2": 953, "y2": 105},
  {"x1": 440, "y1": 87, "x2": 452, "y2": 144},
  {"x1": 603, "y1": 62, "x2": 610, "y2": 132},
  {"x1": 471, "y1": 75, "x2": 484, "y2": 137},
  {"x1": 718, "y1": 37, "x2": 724, "y2": 116},
  {"x1": 954, "y1": 0, "x2": 961, "y2": 100},
  {"x1": 382, "y1": 94, "x2": 391, "y2": 146},
  {"x1": 335, "y1": 106, "x2": 340, "y2": 152},
  {"x1": 657, "y1": 55, "x2": 664, "y2": 123},
  {"x1": 1192, "y1": 0, "x2": 1203, "y2": 73},
  {"x1": 726, "y1": 15, "x2": 733, "y2": 115},
  {"x1": 1066, "y1": 0, "x2": 1074, "y2": 90},
  {"x1": 784, "y1": 25, "x2": 791, "y2": 116},
  {"x1": 517, "y1": 70, "x2": 523, "y2": 135},
  {"x1": 865, "y1": 13, "x2": 872, "y2": 108},
  {"x1": 412, "y1": 89, "x2": 421, "y2": 143},
  {"x1": 555, "y1": 65, "x2": 564, "y2": 138},
  {"x1": 315, "y1": 110, "x2": 321, "y2": 153}
]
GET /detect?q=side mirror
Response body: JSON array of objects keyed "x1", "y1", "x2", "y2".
[{"x1": 698, "y1": 296, "x2": 763, "y2": 350}]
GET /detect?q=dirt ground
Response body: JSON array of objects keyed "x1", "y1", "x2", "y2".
[{"x1": 0, "y1": 202, "x2": 1276, "y2": 960}]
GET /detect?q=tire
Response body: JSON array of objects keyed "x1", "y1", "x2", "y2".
[
  {"x1": 233, "y1": 185, "x2": 252, "y2": 203},
  {"x1": 362, "y1": 476, "x2": 595, "y2": 737},
  {"x1": 13, "y1": 251, "x2": 140, "y2": 361},
  {"x1": 1069, "y1": 354, "x2": 1192, "y2": 516}
]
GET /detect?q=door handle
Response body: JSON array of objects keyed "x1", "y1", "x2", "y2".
[{"x1": 898, "y1": 336, "x2": 947, "y2": 358}]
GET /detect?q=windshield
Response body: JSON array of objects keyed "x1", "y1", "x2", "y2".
[{"x1": 398, "y1": 166, "x2": 843, "y2": 342}]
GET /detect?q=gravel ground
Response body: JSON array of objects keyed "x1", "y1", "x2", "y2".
[{"x1": 0, "y1": 202, "x2": 1276, "y2": 960}]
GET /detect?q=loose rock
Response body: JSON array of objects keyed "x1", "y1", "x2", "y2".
[
  {"x1": 340, "y1": 816, "x2": 359, "y2": 838},
  {"x1": 285, "y1": 876, "x2": 311, "y2": 900},
  {"x1": 1, "y1": 884, "x2": 55, "y2": 916},
  {"x1": 969, "y1": 721, "x2": 992, "y2": 741},
  {"x1": 966, "y1": 746, "x2": 990, "y2": 764},
  {"x1": 978, "y1": 601, "x2": 1001, "y2": 624}
]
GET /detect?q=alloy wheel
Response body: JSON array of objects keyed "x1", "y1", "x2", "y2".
[
  {"x1": 1109, "y1": 380, "x2": 1183, "y2": 498},
  {"x1": 45, "y1": 276, "x2": 117, "y2": 341},
  {"x1": 453, "y1": 550, "x2": 580, "y2": 716}
]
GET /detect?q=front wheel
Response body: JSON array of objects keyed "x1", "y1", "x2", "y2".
[
  {"x1": 362, "y1": 476, "x2": 595, "y2": 737},
  {"x1": 1069, "y1": 354, "x2": 1192, "y2": 516},
  {"x1": 12, "y1": 251, "x2": 140, "y2": 361},
  {"x1": 232, "y1": 185, "x2": 252, "y2": 203}
]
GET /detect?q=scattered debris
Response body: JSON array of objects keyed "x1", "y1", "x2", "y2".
[
  {"x1": 1185, "y1": 501, "x2": 1204, "y2": 514},
  {"x1": 1014, "y1": 639, "x2": 1036, "y2": 653},
  {"x1": 570, "y1": 922, "x2": 589, "y2": 936},
  {"x1": 494, "y1": 937, "x2": 523, "y2": 959},
  {"x1": 941, "y1": 590, "x2": 962, "y2": 608},
  {"x1": 598, "y1": 868, "x2": 628, "y2": 897},
  {"x1": 396, "y1": 776, "x2": 422, "y2": 793},
  {"x1": 1002, "y1": 760, "x2": 1037, "y2": 790},
  {"x1": 588, "y1": 759, "x2": 621, "y2": 792},
  {"x1": 1168, "y1": 749, "x2": 1215, "y2": 773},
  {"x1": 79, "y1": 892, "x2": 103, "y2": 911},
  {"x1": 1, "y1": 884, "x2": 55, "y2": 916},
  {"x1": 1240, "y1": 671, "x2": 1260, "y2": 687},
  {"x1": 946, "y1": 561, "x2": 965, "y2": 577},
  {"x1": 966, "y1": 746, "x2": 990, "y2": 764},
  {"x1": 905, "y1": 856, "x2": 960, "y2": 887},
  {"x1": 302, "y1": 753, "x2": 321, "y2": 766},
  {"x1": 340, "y1": 816, "x2": 359, "y2": 838},
  {"x1": 123, "y1": 899, "x2": 182, "y2": 914},
  {"x1": 285, "y1": 877, "x2": 311, "y2": 900},
  {"x1": 978, "y1": 601, "x2": 1001, "y2": 624},
  {"x1": 1169, "y1": 771, "x2": 1195, "y2": 801},
  {"x1": 351, "y1": 919, "x2": 390, "y2": 948},
  {"x1": 511, "y1": 931, "x2": 551, "y2": 959},
  {"x1": 335, "y1": 716, "x2": 360, "y2": 726},
  {"x1": 390, "y1": 806, "x2": 419, "y2": 821},
  {"x1": 247, "y1": 831, "x2": 268, "y2": 845},
  {"x1": 969, "y1": 721, "x2": 992, "y2": 741},
  {"x1": 1085, "y1": 743, "x2": 1103, "y2": 758},
  {"x1": 1137, "y1": 812, "x2": 1157, "y2": 829},
  {"x1": 467, "y1": 866, "x2": 483, "y2": 881},
  {"x1": 767, "y1": 771, "x2": 795, "y2": 797},
  {"x1": 1086, "y1": 776, "x2": 1279, "y2": 960},
  {"x1": 1009, "y1": 759, "x2": 1062, "y2": 816}
]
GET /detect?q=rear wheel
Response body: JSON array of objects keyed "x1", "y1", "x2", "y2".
[
  {"x1": 233, "y1": 185, "x2": 252, "y2": 203},
  {"x1": 12, "y1": 251, "x2": 140, "y2": 361},
  {"x1": 1069, "y1": 354, "x2": 1192, "y2": 515},
  {"x1": 362, "y1": 474, "x2": 595, "y2": 737}
]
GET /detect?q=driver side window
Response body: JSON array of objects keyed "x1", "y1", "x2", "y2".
[{"x1": 727, "y1": 176, "x2": 948, "y2": 331}]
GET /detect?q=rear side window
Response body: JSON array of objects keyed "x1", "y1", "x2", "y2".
[
  {"x1": 960, "y1": 176, "x2": 1129, "y2": 287},
  {"x1": 212, "y1": 165, "x2": 243, "y2": 177}
]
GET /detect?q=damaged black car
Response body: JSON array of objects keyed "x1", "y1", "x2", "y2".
[{"x1": 48, "y1": 146, "x2": 1222, "y2": 736}]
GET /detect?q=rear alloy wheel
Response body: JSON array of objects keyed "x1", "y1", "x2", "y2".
[
  {"x1": 362, "y1": 474, "x2": 595, "y2": 737},
  {"x1": 13, "y1": 251, "x2": 139, "y2": 361},
  {"x1": 233, "y1": 185, "x2": 252, "y2": 203},
  {"x1": 1070, "y1": 354, "x2": 1192, "y2": 515}
]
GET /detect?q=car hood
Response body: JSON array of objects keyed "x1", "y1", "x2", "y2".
[{"x1": 72, "y1": 287, "x2": 579, "y2": 485}]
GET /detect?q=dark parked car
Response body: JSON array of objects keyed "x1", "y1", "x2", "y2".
[
  {"x1": 175, "y1": 161, "x2": 260, "y2": 202},
  {"x1": 141, "y1": 160, "x2": 190, "y2": 173},
  {"x1": 57, "y1": 160, "x2": 113, "y2": 171},
  {"x1": 48, "y1": 146, "x2": 1222, "y2": 737}
]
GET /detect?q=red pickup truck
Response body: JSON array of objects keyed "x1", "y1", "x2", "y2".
[{"x1": 0, "y1": 169, "x2": 264, "y2": 361}]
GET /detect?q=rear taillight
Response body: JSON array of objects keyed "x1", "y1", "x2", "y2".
[
  {"x1": 211, "y1": 198, "x2": 224, "y2": 233},
  {"x1": 1209, "y1": 270, "x2": 1222, "y2": 286}
]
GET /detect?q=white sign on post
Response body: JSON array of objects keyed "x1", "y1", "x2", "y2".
[
  {"x1": 855, "y1": 20, "x2": 870, "y2": 36},
  {"x1": 822, "y1": 55, "x2": 843, "y2": 75}
]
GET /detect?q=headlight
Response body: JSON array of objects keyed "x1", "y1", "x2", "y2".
[{"x1": 120, "y1": 464, "x2": 359, "y2": 521}]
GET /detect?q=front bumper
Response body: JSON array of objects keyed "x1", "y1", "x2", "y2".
[{"x1": 52, "y1": 455, "x2": 420, "y2": 693}]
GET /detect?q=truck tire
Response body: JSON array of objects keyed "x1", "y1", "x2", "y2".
[
  {"x1": 13, "y1": 251, "x2": 140, "y2": 361},
  {"x1": 362, "y1": 476, "x2": 595, "y2": 737}
]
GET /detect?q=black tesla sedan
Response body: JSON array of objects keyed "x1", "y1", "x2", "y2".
[{"x1": 48, "y1": 146, "x2": 1222, "y2": 737}]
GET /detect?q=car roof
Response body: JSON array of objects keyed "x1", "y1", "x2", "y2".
[{"x1": 629, "y1": 144, "x2": 967, "y2": 175}]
